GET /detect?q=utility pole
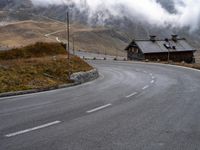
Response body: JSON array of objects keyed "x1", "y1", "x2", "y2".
[
  {"x1": 165, "y1": 38, "x2": 171, "y2": 64},
  {"x1": 73, "y1": 35, "x2": 75, "y2": 55},
  {"x1": 67, "y1": 12, "x2": 70, "y2": 60},
  {"x1": 168, "y1": 49, "x2": 170, "y2": 63},
  {"x1": 104, "y1": 47, "x2": 107, "y2": 60},
  {"x1": 116, "y1": 48, "x2": 118, "y2": 60},
  {"x1": 168, "y1": 42, "x2": 171, "y2": 64},
  {"x1": 65, "y1": 10, "x2": 71, "y2": 76},
  {"x1": 62, "y1": 0, "x2": 71, "y2": 76}
]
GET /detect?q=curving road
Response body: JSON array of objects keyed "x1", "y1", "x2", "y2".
[{"x1": 1, "y1": 61, "x2": 200, "y2": 150}]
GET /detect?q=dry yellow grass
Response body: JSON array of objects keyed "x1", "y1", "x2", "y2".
[
  {"x1": 54, "y1": 28, "x2": 127, "y2": 56},
  {"x1": 0, "y1": 43, "x2": 93, "y2": 93},
  {"x1": 153, "y1": 60, "x2": 200, "y2": 70},
  {"x1": 0, "y1": 20, "x2": 64, "y2": 48},
  {"x1": 0, "y1": 20, "x2": 126, "y2": 56},
  {"x1": 170, "y1": 62, "x2": 200, "y2": 70},
  {"x1": 0, "y1": 42, "x2": 67, "y2": 60}
]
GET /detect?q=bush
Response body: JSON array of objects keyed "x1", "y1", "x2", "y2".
[{"x1": 0, "y1": 42, "x2": 68, "y2": 60}]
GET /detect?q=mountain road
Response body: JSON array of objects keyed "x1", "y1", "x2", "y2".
[{"x1": 1, "y1": 60, "x2": 200, "y2": 150}]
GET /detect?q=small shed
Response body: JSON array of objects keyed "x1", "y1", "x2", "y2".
[{"x1": 125, "y1": 35, "x2": 196, "y2": 63}]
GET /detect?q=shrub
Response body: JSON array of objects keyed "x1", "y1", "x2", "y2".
[{"x1": 0, "y1": 42, "x2": 68, "y2": 60}]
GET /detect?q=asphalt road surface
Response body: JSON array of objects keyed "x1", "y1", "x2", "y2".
[{"x1": 1, "y1": 60, "x2": 200, "y2": 150}]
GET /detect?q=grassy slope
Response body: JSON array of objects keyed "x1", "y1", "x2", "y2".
[
  {"x1": 0, "y1": 42, "x2": 93, "y2": 93},
  {"x1": 0, "y1": 20, "x2": 127, "y2": 56},
  {"x1": 55, "y1": 26, "x2": 127, "y2": 56},
  {"x1": 0, "y1": 20, "x2": 63, "y2": 47}
]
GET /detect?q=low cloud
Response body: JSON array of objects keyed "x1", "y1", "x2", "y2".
[{"x1": 31, "y1": 0, "x2": 200, "y2": 31}]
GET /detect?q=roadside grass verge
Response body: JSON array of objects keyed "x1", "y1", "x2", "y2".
[
  {"x1": 173, "y1": 63, "x2": 200, "y2": 70},
  {"x1": 142, "y1": 59, "x2": 200, "y2": 70},
  {"x1": 160, "y1": 61, "x2": 200, "y2": 70},
  {"x1": 0, "y1": 42, "x2": 93, "y2": 93}
]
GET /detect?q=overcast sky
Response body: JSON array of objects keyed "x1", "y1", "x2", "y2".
[{"x1": 31, "y1": 0, "x2": 200, "y2": 31}]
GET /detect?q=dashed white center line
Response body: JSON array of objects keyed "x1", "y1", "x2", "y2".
[
  {"x1": 142, "y1": 85, "x2": 149, "y2": 90},
  {"x1": 143, "y1": 71, "x2": 147, "y2": 73},
  {"x1": 87, "y1": 104, "x2": 112, "y2": 113},
  {"x1": 126, "y1": 92, "x2": 138, "y2": 98},
  {"x1": 5, "y1": 121, "x2": 61, "y2": 138},
  {"x1": 152, "y1": 76, "x2": 155, "y2": 79},
  {"x1": 151, "y1": 80, "x2": 155, "y2": 84}
]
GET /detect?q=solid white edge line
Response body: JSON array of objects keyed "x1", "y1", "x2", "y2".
[
  {"x1": 99, "y1": 73, "x2": 105, "y2": 80},
  {"x1": 5, "y1": 121, "x2": 61, "y2": 138},
  {"x1": 142, "y1": 85, "x2": 149, "y2": 90},
  {"x1": 87, "y1": 104, "x2": 112, "y2": 113},
  {"x1": 126, "y1": 92, "x2": 138, "y2": 98}
]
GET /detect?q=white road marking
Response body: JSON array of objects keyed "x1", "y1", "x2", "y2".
[
  {"x1": 150, "y1": 73, "x2": 153, "y2": 76},
  {"x1": 142, "y1": 85, "x2": 149, "y2": 90},
  {"x1": 126, "y1": 92, "x2": 138, "y2": 98},
  {"x1": 87, "y1": 104, "x2": 112, "y2": 113},
  {"x1": 98, "y1": 73, "x2": 105, "y2": 81},
  {"x1": 151, "y1": 80, "x2": 155, "y2": 84},
  {"x1": 5, "y1": 121, "x2": 61, "y2": 138},
  {"x1": 143, "y1": 71, "x2": 147, "y2": 73},
  {"x1": 152, "y1": 76, "x2": 155, "y2": 79}
]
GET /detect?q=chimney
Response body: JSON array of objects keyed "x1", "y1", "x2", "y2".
[
  {"x1": 150, "y1": 35, "x2": 156, "y2": 42},
  {"x1": 172, "y1": 34, "x2": 178, "y2": 42}
]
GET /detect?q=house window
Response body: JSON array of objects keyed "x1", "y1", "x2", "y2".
[
  {"x1": 134, "y1": 48, "x2": 138, "y2": 53},
  {"x1": 128, "y1": 48, "x2": 132, "y2": 53}
]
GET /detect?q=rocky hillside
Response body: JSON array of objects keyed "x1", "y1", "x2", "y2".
[{"x1": 0, "y1": 0, "x2": 33, "y2": 10}]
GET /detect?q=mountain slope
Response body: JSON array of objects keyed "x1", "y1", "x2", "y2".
[
  {"x1": 0, "y1": 0, "x2": 33, "y2": 10},
  {"x1": 0, "y1": 20, "x2": 127, "y2": 56},
  {"x1": 0, "y1": 0, "x2": 199, "y2": 51}
]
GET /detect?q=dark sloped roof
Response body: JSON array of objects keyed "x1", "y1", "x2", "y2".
[{"x1": 125, "y1": 39, "x2": 196, "y2": 54}]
